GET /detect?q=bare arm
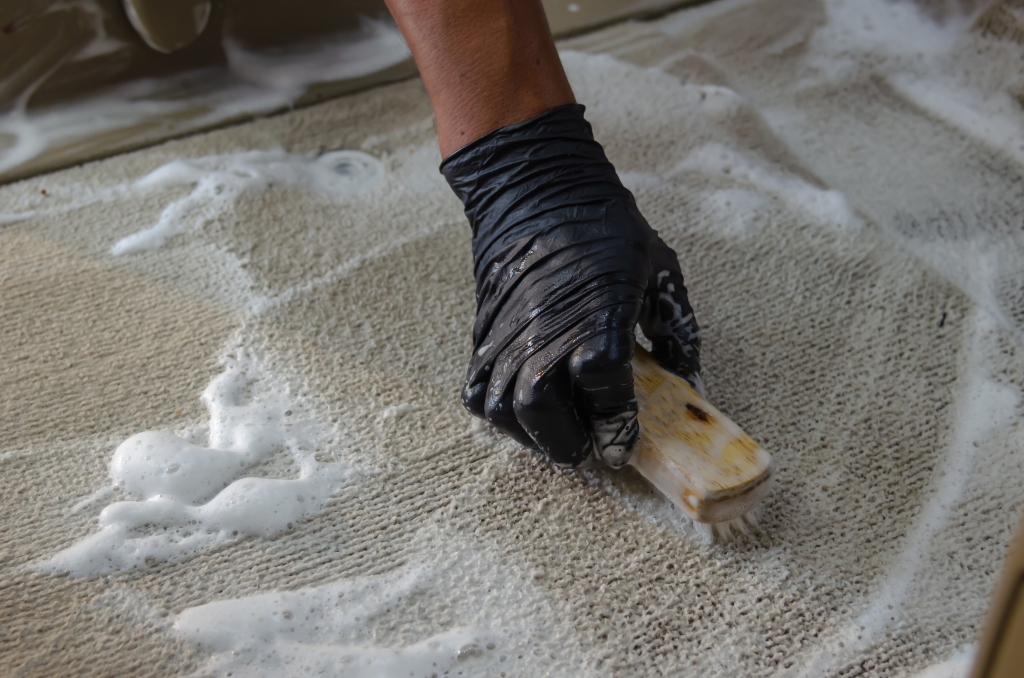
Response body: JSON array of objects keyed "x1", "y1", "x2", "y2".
[{"x1": 382, "y1": 0, "x2": 575, "y2": 157}]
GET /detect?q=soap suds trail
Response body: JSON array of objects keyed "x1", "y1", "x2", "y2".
[
  {"x1": 806, "y1": 0, "x2": 1024, "y2": 167},
  {"x1": 70, "y1": 486, "x2": 115, "y2": 514},
  {"x1": 168, "y1": 520, "x2": 609, "y2": 678},
  {"x1": 0, "y1": 149, "x2": 384, "y2": 239},
  {"x1": 906, "y1": 646, "x2": 975, "y2": 678},
  {"x1": 35, "y1": 345, "x2": 353, "y2": 576},
  {"x1": 801, "y1": 0, "x2": 969, "y2": 86},
  {"x1": 890, "y1": 74, "x2": 1024, "y2": 167},
  {"x1": 2, "y1": 144, "x2": 412, "y2": 317},
  {"x1": 790, "y1": 309, "x2": 1020, "y2": 677},
  {"x1": 0, "y1": 212, "x2": 36, "y2": 225},
  {"x1": 223, "y1": 16, "x2": 410, "y2": 92},
  {"x1": 59, "y1": 0, "x2": 130, "y2": 61},
  {"x1": 0, "y1": 0, "x2": 129, "y2": 175},
  {"x1": 179, "y1": 139, "x2": 459, "y2": 317},
  {"x1": 796, "y1": 0, "x2": 1024, "y2": 327},
  {"x1": 25, "y1": 137, "x2": 448, "y2": 575},
  {"x1": 0, "y1": 13, "x2": 408, "y2": 176},
  {"x1": 174, "y1": 564, "x2": 499, "y2": 678},
  {"x1": 578, "y1": 5, "x2": 1024, "y2": 672},
  {"x1": 560, "y1": 49, "x2": 863, "y2": 240},
  {"x1": 670, "y1": 142, "x2": 863, "y2": 232},
  {"x1": 109, "y1": 149, "x2": 384, "y2": 254}
]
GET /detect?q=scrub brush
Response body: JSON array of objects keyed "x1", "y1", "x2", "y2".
[{"x1": 629, "y1": 345, "x2": 776, "y2": 541}]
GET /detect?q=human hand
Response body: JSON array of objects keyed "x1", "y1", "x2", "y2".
[{"x1": 441, "y1": 104, "x2": 701, "y2": 468}]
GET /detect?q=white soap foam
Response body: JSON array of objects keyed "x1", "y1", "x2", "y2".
[
  {"x1": 0, "y1": 17, "x2": 408, "y2": 177},
  {"x1": 110, "y1": 149, "x2": 384, "y2": 255},
  {"x1": 0, "y1": 74, "x2": 264, "y2": 176},
  {"x1": 801, "y1": 0, "x2": 1024, "y2": 172},
  {"x1": 165, "y1": 515, "x2": 610, "y2": 678},
  {"x1": 174, "y1": 564, "x2": 499, "y2": 678},
  {"x1": 888, "y1": 73, "x2": 1024, "y2": 167},
  {"x1": 60, "y1": 0, "x2": 129, "y2": 61},
  {"x1": 802, "y1": 0, "x2": 971, "y2": 86},
  {"x1": 35, "y1": 345, "x2": 352, "y2": 576},
  {"x1": 0, "y1": 211, "x2": 36, "y2": 225},
  {"x1": 224, "y1": 17, "x2": 410, "y2": 92},
  {"x1": 616, "y1": 169, "x2": 664, "y2": 195},
  {"x1": 671, "y1": 143, "x2": 863, "y2": 231},
  {"x1": 697, "y1": 187, "x2": 772, "y2": 237},
  {"x1": 907, "y1": 646, "x2": 975, "y2": 678}
]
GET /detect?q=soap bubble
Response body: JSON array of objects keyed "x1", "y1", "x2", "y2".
[{"x1": 456, "y1": 643, "x2": 484, "y2": 662}]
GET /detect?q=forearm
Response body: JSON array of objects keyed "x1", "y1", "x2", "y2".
[{"x1": 382, "y1": 0, "x2": 575, "y2": 157}]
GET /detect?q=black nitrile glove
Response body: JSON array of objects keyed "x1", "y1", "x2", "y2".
[{"x1": 441, "y1": 104, "x2": 702, "y2": 469}]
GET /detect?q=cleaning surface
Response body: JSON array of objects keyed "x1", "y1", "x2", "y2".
[{"x1": 3, "y1": 1, "x2": 1024, "y2": 676}]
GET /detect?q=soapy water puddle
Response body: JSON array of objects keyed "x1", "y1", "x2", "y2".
[{"x1": 35, "y1": 344, "x2": 353, "y2": 576}]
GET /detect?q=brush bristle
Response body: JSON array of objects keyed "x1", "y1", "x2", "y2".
[{"x1": 689, "y1": 508, "x2": 763, "y2": 544}]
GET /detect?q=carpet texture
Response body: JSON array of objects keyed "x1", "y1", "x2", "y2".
[{"x1": 2, "y1": 1, "x2": 1023, "y2": 676}]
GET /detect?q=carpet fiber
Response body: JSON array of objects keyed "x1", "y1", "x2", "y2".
[{"x1": 2, "y1": 1, "x2": 1023, "y2": 676}]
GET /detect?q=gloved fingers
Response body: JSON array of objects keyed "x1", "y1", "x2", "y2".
[
  {"x1": 462, "y1": 376, "x2": 487, "y2": 418},
  {"x1": 567, "y1": 329, "x2": 640, "y2": 468},
  {"x1": 441, "y1": 104, "x2": 706, "y2": 463},
  {"x1": 463, "y1": 373, "x2": 536, "y2": 448},
  {"x1": 513, "y1": 358, "x2": 593, "y2": 468},
  {"x1": 639, "y1": 244, "x2": 703, "y2": 396}
]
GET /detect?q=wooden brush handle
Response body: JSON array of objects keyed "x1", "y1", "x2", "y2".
[{"x1": 629, "y1": 345, "x2": 776, "y2": 524}]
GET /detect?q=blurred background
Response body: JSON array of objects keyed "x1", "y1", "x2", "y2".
[{"x1": 0, "y1": 0, "x2": 698, "y2": 183}]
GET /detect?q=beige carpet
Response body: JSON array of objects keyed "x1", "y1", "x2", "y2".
[{"x1": 3, "y1": 1, "x2": 1024, "y2": 676}]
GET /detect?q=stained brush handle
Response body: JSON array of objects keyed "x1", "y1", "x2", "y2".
[{"x1": 629, "y1": 345, "x2": 775, "y2": 524}]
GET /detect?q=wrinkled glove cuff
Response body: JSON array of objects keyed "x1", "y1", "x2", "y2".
[{"x1": 440, "y1": 103, "x2": 639, "y2": 280}]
